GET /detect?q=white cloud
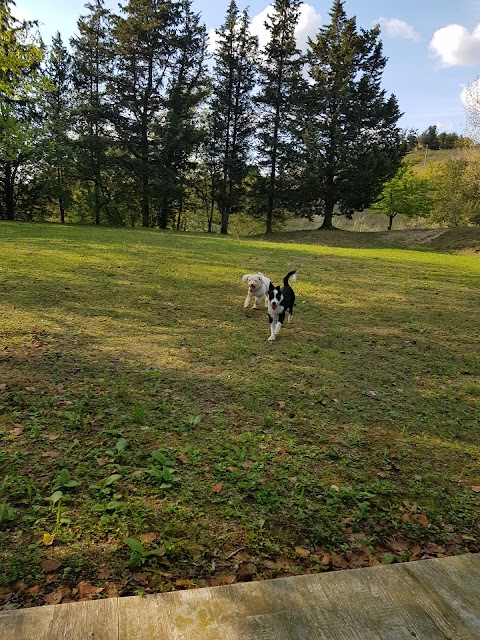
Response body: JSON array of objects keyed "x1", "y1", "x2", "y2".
[
  {"x1": 207, "y1": 4, "x2": 321, "y2": 55},
  {"x1": 207, "y1": 28, "x2": 219, "y2": 54},
  {"x1": 250, "y1": 3, "x2": 322, "y2": 53},
  {"x1": 377, "y1": 17, "x2": 420, "y2": 41},
  {"x1": 430, "y1": 24, "x2": 480, "y2": 67}
]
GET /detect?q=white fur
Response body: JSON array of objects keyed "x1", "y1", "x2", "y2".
[{"x1": 241, "y1": 272, "x2": 271, "y2": 309}]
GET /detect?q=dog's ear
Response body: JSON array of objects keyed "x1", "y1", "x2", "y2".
[
  {"x1": 269, "y1": 282, "x2": 274, "y2": 290},
  {"x1": 242, "y1": 274, "x2": 250, "y2": 283}
]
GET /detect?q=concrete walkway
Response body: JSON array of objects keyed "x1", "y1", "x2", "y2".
[{"x1": 1, "y1": 554, "x2": 480, "y2": 639}]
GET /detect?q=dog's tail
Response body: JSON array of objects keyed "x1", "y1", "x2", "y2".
[{"x1": 284, "y1": 271, "x2": 297, "y2": 286}]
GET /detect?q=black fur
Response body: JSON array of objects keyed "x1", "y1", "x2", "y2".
[{"x1": 267, "y1": 271, "x2": 296, "y2": 341}]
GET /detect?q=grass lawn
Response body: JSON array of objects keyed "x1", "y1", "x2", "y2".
[{"x1": 0, "y1": 221, "x2": 479, "y2": 607}]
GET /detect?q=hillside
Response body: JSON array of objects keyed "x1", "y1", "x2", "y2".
[{"x1": 262, "y1": 226, "x2": 480, "y2": 254}]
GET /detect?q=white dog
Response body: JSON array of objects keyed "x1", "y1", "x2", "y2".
[{"x1": 241, "y1": 272, "x2": 271, "y2": 309}]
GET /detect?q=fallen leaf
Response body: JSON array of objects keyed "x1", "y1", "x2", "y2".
[
  {"x1": 0, "y1": 587, "x2": 13, "y2": 604},
  {"x1": 471, "y1": 486, "x2": 480, "y2": 493},
  {"x1": 388, "y1": 540, "x2": 409, "y2": 553},
  {"x1": 0, "y1": 384, "x2": 7, "y2": 391},
  {"x1": 295, "y1": 546, "x2": 310, "y2": 558},
  {"x1": 41, "y1": 451, "x2": 60, "y2": 459},
  {"x1": 41, "y1": 558, "x2": 62, "y2": 573},
  {"x1": 44, "y1": 586, "x2": 71, "y2": 605},
  {"x1": 45, "y1": 434, "x2": 60, "y2": 441},
  {"x1": 236, "y1": 563, "x2": 257, "y2": 582},
  {"x1": 11, "y1": 425, "x2": 23, "y2": 436},
  {"x1": 77, "y1": 580, "x2": 104, "y2": 599},
  {"x1": 243, "y1": 460, "x2": 253, "y2": 469},
  {"x1": 320, "y1": 554, "x2": 330, "y2": 566},
  {"x1": 175, "y1": 579, "x2": 192, "y2": 588},
  {"x1": 278, "y1": 401, "x2": 286, "y2": 409},
  {"x1": 416, "y1": 514, "x2": 429, "y2": 526},
  {"x1": 288, "y1": 476, "x2": 298, "y2": 483},
  {"x1": 212, "y1": 483, "x2": 223, "y2": 493},
  {"x1": 138, "y1": 533, "x2": 156, "y2": 543},
  {"x1": 207, "y1": 574, "x2": 236, "y2": 587},
  {"x1": 330, "y1": 484, "x2": 340, "y2": 492},
  {"x1": 177, "y1": 453, "x2": 189, "y2": 464},
  {"x1": 42, "y1": 533, "x2": 55, "y2": 546}
]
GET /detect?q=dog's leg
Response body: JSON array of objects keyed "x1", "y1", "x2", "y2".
[
  {"x1": 274, "y1": 310, "x2": 285, "y2": 338},
  {"x1": 244, "y1": 292, "x2": 252, "y2": 309},
  {"x1": 267, "y1": 313, "x2": 276, "y2": 341},
  {"x1": 288, "y1": 307, "x2": 293, "y2": 323},
  {"x1": 253, "y1": 295, "x2": 264, "y2": 309}
]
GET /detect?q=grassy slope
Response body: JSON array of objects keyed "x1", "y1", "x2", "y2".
[{"x1": 0, "y1": 222, "x2": 479, "y2": 606}]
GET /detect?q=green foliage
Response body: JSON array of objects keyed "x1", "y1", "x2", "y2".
[
  {"x1": 145, "y1": 451, "x2": 180, "y2": 489},
  {"x1": 90, "y1": 474, "x2": 122, "y2": 497},
  {"x1": 428, "y1": 153, "x2": 480, "y2": 226},
  {"x1": 52, "y1": 469, "x2": 81, "y2": 492},
  {"x1": 371, "y1": 163, "x2": 432, "y2": 229},
  {"x1": 0, "y1": 1, "x2": 49, "y2": 220},
  {"x1": 123, "y1": 537, "x2": 165, "y2": 570},
  {"x1": 0, "y1": 501, "x2": 16, "y2": 524}
]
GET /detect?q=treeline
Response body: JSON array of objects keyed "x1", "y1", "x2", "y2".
[
  {"x1": 406, "y1": 126, "x2": 472, "y2": 151},
  {"x1": 0, "y1": 0, "x2": 407, "y2": 233}
]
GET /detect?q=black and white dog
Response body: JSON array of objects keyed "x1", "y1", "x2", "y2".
[
  {"x1": 242, "y1": 272, "x2": 271, "y2": 309},
  {"x1": 267, "y1": 271, "x2": 296, "y2": 341}
]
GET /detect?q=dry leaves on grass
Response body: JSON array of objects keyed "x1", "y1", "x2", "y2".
[{"x1": 40, "y1": 559, "x2": 62, "y2": 573}]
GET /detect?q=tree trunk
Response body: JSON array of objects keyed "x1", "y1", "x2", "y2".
[
  {"x1": 94, "y1": 178, "x2": 101, "y2": 225},
  {"x1": 220, "y1": 205, "x2": 229, "y2": 235},
  {"x1": 159, "y1": 197, "x2": 169, "y2": 229},
  {"x1": 320, "y1": 201, "x2": 335, "y2": 229},
  {"x1": 4, "y1": 162, "x2": 15, "y2": 220},
  {"x1": 59, "y1": 197, "x2": 66, "y2": 224},
  {"x1": 388, "y1": 211, "x2": 397, "y2": 231}
]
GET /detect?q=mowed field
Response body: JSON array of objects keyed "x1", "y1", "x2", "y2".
[{"x1": 0, "y1": 222, "x2": 479, "y2": 607}]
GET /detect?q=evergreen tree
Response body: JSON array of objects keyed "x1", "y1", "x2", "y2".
[
  {"x1": 0, "y1": 0, "x2": 46, "y2": 220},
  {"x1": 256, "y1": 0, "x2": 303, "y2": 234},
  {"x1": 70, "y1": 0, "x2": 115, "y2": 225},
  {"x1": 210, "y1": 1, "x2": 258, "y2": 235},
  {"x1": 43, "y1": 32, "x2": 74, "y2": 223},
  {"x1": 112, "y1": 0, "x2": 182, "y2": 227},
  {"x1": 156, "y1": 0, "x2": 208, "y2": 229},
  {"x1": 302, "y1": 0, "x2": 406, "y2": 229}
]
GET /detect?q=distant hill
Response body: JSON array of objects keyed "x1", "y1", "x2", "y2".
[{"x1": 263, "y1": 226, "x2": 480, "y2": 254}]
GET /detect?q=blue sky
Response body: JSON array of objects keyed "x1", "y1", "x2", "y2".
[{"x1": 13, "y1": 0, "x2": 480, "y2": 135}]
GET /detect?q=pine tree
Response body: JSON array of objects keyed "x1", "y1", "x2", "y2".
[
  {"x1": 256, "y1": 0, "x2": 303, "y2": 234},
  {"x1": 43, "y1": 32, "x2": 74, "y2": 223},
  {"x1": 70, "y1": 0, "x2": 115, "y2": 225},
  {"x1": 112, "y1": 0, "x2": 182, "y2": 227},
  {"x1": 302, "y1": 0, "x2": 406, "y2": 229},
  {"x1": 156, "y1": 0, "x2": 208, "y2": 229},
  {"x1": 210, "y1": 1, "x2": 258, "y2": 235}
]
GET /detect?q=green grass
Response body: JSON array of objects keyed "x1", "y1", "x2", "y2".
[{"x1": 0, "y1": 221, "x2": 479, "y2": 606}]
